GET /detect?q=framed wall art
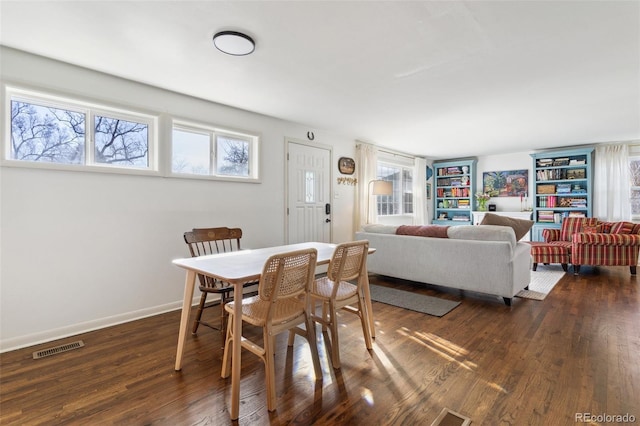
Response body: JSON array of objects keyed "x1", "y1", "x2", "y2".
[
  {"x1": 482, "y1": 169, "x2": 528, "y2": 197},
  {"x1": 338, "y1": 157, "x2": 355, "y2": 175}
]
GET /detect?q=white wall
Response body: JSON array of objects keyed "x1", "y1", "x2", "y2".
[{"x1": 0, "y1": 47, "x2": 357, "y2": 351}]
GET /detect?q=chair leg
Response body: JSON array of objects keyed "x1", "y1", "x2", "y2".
[
  {"x1": 561, "y1": 263, "x2": 568, "y2": 272},
  {"x1": 573, "y1": 265, "x2": 581, "y2": 275},
  {"x1": 328, "y1": 302, "x2": 341, "y2": 369},
  {"x1": 305, "y1": 314, "x2": 323, "y2": 380},
  {"x1": 221, "y1": 313, "x2": 233, "y2": 378},
  {"x1": 532, "y1": 262, "x2": 538, "y2": 271},
  {"x1": 631, "y1": 265, "x2": 637, "y2": 275},
  {"x1": 264, "y1": 328, "x2": 277, "y2": 412},
  {"x1": 192, "y1": 292, "x2": 208, "y2": 334},
  {"x1": 219, "y1": 292, "x2": 229, "y2": 335},
  {"x1": 287, "y1": 329, "x2": 296, "y2": 346},
  {"x1": 358, "y1": 296, "x2": 373, "y2": 350},
  {"x1": 321, "y1": 302, "x2": 328, "y2": 332}
]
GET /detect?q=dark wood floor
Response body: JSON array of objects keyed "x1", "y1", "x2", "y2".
[{"x1": 1, "y1": 266, "x2": 639, "y2": 425}]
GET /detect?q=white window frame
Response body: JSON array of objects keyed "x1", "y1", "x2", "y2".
[
  {"x1": 3, "y1": 85, "x2": 159, "y2": 176},
  {"x1": 171, "y1": 119, "x2": 260, "y2": 182},
  {"x1": 376, "y1": 152, "x2": 414, "y2": 217}
]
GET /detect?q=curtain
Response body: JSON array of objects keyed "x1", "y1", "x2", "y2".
[
  {"x1": 412, "y1": 157, "x2": 428, "y2": 224},
  {"x1": 594, "y1": 144, "x2": 630, "y2": 221},
  {"x1": 355, "y1": 143, "x2": 379, "y2": 229}
]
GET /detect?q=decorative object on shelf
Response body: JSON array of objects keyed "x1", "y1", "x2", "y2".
[
  {"x1": 366, "y1": 179, "x2": 393, "y2": 223},
  {"x1": 475, "y1": 192, "x2": 491, "y2": 211},
  {"x1": 488, "y1": 203, "x2": 497, "y2": 211},
  {"x1": 338, "y1": 157, "x2": 355, "y2": 175},
  {"x1": 482, "y1": 169, "x2": 528, "y2": 197},
  {"x1": 520, "y1": 192, "x2": 529, "y2": 211},
  {"x1": 337, "y1": 177, "x2": 357, "y2": 185}
]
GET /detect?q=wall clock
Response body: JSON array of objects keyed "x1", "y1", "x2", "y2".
[{"x1": 338, "y1": 157, "x2": 355, "y2": 175}]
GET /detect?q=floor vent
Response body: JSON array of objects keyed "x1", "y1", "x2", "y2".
[
  {"x1": 431, "y1": 408, "x2": 471, "y2": 426},
  {"x1": 33, "y1": 340, "x2": 84, "y2": 360}
]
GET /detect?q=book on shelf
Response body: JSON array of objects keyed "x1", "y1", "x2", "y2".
[
  {"x1": 569, "y1": 158, "x2": 586, "y2": 165},
  {"x1": 568, "y1": 211, "x2": 586, "y2": 217},
  {"x1": 452, "y1": 215, "x2": 469, "y2": 221},
  {"x1": 537, "y1": 210, "x2": 555, "y2": 222},
  {"x1": 552, "y1": 157, "x2": 570, "y2": 166}
]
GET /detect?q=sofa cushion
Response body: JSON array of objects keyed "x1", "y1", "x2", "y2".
[
  {"x1": 559, "y1": 217, "x2": 599, "y2": 241},
  {"x1": 610, "y1": 221, "x2": 639, "y2": 235},
  {"x1": 479, "y1": 213, "x2": 534, "y2": 241},
  {"x1": 396, "y1": 225, "x2": 449, "y2": 238},
  {"x1": 447, "y1": 225, "x2": 517, "y2": 250},
  {"x1": 361, "y1": 224, "x2": 399, "y2": 234}
]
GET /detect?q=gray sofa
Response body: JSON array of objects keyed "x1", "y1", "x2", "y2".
[{"x1": 355, "y1": 224, "x2": 531, "y2": 305}]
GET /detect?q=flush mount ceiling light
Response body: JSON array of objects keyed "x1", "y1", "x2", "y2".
[{"x1": 213, "y1": 31, "x2": 255, "y2": 56}]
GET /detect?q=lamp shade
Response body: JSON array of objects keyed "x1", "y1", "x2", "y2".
[{"x1": 371, "y1": 180, "x2": 393, "y2": 196}]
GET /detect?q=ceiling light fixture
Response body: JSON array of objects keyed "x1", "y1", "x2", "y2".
[{"x1": 213, "y1": 31, "x2": 255, "y2": 56}]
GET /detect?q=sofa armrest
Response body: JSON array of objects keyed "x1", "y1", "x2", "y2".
[
  {"x1": 572, "y1": 232, "x2": 640, "y2": 246},
  {"x1": 542, "y1": 228, "x2": 560, "y2": 242}
]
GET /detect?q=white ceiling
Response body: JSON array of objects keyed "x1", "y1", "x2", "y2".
[{"x1": 1, "y1": 1, "x2": 639, "y2": 159}]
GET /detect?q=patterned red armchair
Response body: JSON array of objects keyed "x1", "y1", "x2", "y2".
[{"x1": 543, "y1": 218, "x2": 640, "y2": 275}]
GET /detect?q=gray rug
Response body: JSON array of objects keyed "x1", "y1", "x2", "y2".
[{"x1": 369, "y1": 284, "x2": 460, "y2": 317}]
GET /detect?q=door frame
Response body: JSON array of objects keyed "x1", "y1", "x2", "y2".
[{"x1": 284, "y1": 137, "x2": 333, "y2": 244}]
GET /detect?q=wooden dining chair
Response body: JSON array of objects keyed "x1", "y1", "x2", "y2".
[
  {"x1": 183, "y1": 227, "x2": 255, "y2": 335},
  {"x1": 221, "y1": 248, "x2": 323, "y2": 412},
  {"x1": 309, "y1": 240, "x2": 372, "y2": 369}
]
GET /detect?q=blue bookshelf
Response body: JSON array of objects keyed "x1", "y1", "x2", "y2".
[
  {"x1": 433, "y1": 159, "x2": 477, "y2": 226},
  {"x1": 530, "y1": 147, "x2": 595, "y2": 241}
]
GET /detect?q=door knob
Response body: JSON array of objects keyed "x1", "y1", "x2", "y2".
[{"x1": 325, "y1": 218, "x2": 331, "y2": 223}]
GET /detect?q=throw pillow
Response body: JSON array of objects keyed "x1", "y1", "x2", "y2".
[
  {"x1": 361, "y1": 224, "x2": 399, "y2": 234},
  {"x1": 396, "y1": 225, "x2": 449, "y2": 238},
  {"x1": 583, "y1": 225, "x2": 602, "y2": 234},
  {"x1": 611, "y1": 222, "x2": 636, "y2": 235},
  {"x1": 479, "y1": 213, "x2": 534, "y2": 241}
]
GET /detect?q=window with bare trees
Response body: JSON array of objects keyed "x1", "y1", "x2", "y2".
[
  {"x1": 7, "y1": 88, "x2": 155, "y2": 171},
  {"x1": 172, "y1": 121, "x2": 258, "y2": 180}
]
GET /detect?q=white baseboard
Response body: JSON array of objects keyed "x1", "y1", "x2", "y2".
[{"x1": 0, "y1": 296, "x2": 202, "y2": 353}]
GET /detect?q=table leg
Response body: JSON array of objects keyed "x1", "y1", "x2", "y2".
[
  {"x1": 230, "y1": 282, "x2": 242, "y2": 420},
  {"x1": 175, "y1": 270, "x2": 196, "y2": 371}
]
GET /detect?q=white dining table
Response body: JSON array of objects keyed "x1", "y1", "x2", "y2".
[{"x1": 172, "y1": 241, "x2": 376, "y2": 420}]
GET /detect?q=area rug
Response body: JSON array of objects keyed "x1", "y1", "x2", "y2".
[
  {"x1": 516, "y1": 264, "x2": 566, "y2": 300},
  {"x1": 369, "y1": 284, "x2": 460, "y2": 317}
]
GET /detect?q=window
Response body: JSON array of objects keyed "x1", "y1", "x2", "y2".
[
  {"x1": 376, "y1": 160, "x2": 413, "y2": 216},
  {"x1": 6, "y1": 87, "x2": 156, "y2": 171},
  {"x1": 172, "y1": 121, "x2": 259, "y2": 181},
  {"x1": 630, "y1": 154, "x2": 640, "y2": 220}
]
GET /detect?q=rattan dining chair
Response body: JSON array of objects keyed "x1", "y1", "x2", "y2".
[
  {"x1": 309, "y1": 240, "x2": 372, "y2": 369},
  {"x1": 221, "y1": 248, "x2": 323, "y2": 412},
  {"x1": 183, "y1": 227, "x2": 256, "y2": 335}
]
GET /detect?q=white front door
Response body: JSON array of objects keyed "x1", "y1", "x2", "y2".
[{"x1": 287, "y1": 141, "x2": 331, "y2": 244}]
